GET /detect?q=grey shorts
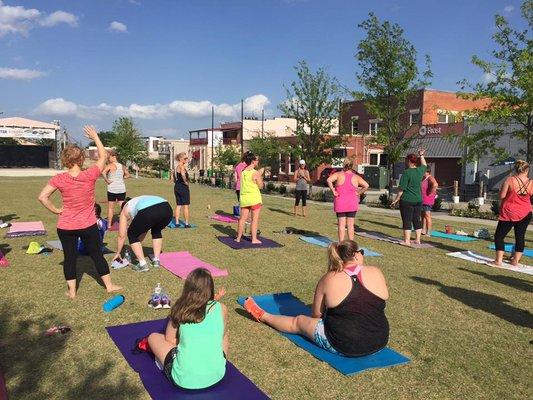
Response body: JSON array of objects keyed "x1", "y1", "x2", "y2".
[
  {"x1": 313, "y1": 319, "x2": 339, "y2": 354},
  {"x1": 422, "y1": 205, "x2": 433, "y2": 212}
]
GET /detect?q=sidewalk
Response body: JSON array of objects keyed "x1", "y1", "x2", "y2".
[{"x1": 0, "y1": 168, "x2": 60, "y2": 177}]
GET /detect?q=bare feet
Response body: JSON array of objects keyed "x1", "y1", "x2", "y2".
[
  {"x1": 414, "y1": 240, "x2": 421, "y2": 245},
  {"x1": 489, "y1": 261, "x2": 503, "y2": 267},
  {"x1": 106, "y1": 284, "x2": 122, "y2": 293},
  {"x1": 251, "y1": 239, "x2": 262, "y2": 244},
  {"x1": 65, "y1": 290, "x2": 76, "y2": 299},
  {"x1": 234, "y1": 237, "x2": 241, "y2": 243},
  {"x1": 400, "y1": 241, "x2": 412, "y2": 247}
]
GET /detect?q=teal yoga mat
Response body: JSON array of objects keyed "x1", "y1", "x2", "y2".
[
  {"x1": 237, "y1": 293, "x2": 409, "y2": 375},
  {"x1": 299, "y1": 236, "x2": 382, "y2": 257},
  {"x1": 488, "y1": 243, "x2": 533, "y2": 257},
  {"x1": 430, "y1": 231, "x2": 477, "y2": 242},
  {"x1": 167, "y1": 218, "x2": 197, "y2": 229}
]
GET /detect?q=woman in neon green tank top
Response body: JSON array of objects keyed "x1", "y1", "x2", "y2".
[
  {"x1": 236, "y1": 151, "x2": 264, "y2": 244},
  {"x1": 147, "y1": 268, "x2": 228, "y2": 389}
]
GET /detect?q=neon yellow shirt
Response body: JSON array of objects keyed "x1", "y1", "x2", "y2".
[{"x1": 240, "y1": 168, "x2": 262, "y2": 207}]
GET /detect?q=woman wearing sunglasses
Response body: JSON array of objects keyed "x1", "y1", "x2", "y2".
[{"x1": 243, "y1": 240, "x2": 390, "y2": 357}]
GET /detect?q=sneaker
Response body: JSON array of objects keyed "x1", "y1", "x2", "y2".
[
  {"x1": 111, "y1": 258, "x2": 129, "y2": 270},
  {"x1": 132, "y1": 262, "x2": 149, "y2": 272},
  {"x1": 161, "y1": 294, "x2": 171, "y2": 309},
  {"x1": 243, "y1": 298, "x2": 265, "y2": 322},
  {"x1": 148, "y1": 294, "x2": 162, "y2": 309},
  {"x1": 184, "y1": 224, "x2": 192, "y2": 229},
  {"x1": 151, "y1": 259, "x2": 161, "y2": 268}
]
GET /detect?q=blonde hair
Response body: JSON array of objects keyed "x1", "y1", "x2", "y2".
[
  {"x1": 327, "y1": 240, "x2": 360, "y2": 272},
  {"x1": 343, "y1": 156, "x2": 356, "y2": 171},
  {"x1": 176, "y1": 152, "x2": 187, "y2": 162},
  {"x1": 108, "y1": 149, "x2": 118, "y2": 158},
  {"x1": 61, "y1": 145, "x2": 85, "y2": 168},
  {"x1": 515, "y1": 160, "x2": 529, "y2": 174}
]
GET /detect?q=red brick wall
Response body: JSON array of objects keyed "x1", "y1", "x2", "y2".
[{"x1": 421, "y1": 90, "x2": 490, "y2": 124}]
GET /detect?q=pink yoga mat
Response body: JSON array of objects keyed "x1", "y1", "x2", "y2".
[
  {"x1": 210, "y1": 214, "x2": 239, "y2": 223},
  {"x1": 159, "y1": 251, "x2": 228, "y2": 279},
  {"x1": 8, "y1": 221, "x2": 45, "y2": 233}
]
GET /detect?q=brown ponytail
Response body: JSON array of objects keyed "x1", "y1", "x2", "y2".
[
  {"x1": 515, "y1": 160, "x2": 529, "y2": 174},
  {"x1": 327, "y1": 240, "x2": 359, "y2": 272}
]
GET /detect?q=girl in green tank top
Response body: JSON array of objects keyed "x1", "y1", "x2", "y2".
[
  {"x1": 236, "y1": 151, "x2": 264, "y2": 244},
  {"x1": 147, "y1": 268, "x2": 228, "y2": 389}
]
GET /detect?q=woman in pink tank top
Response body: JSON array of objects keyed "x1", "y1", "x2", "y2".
[
  {"x1": 327, "y1": 157, "x2": 369, "y2": 242},
  {"x1": 493, "y1": 160, "x2": 533, "y2": 267},
  {"x1": 421, "y1": 168, "x2": 438, "y2": 236}
]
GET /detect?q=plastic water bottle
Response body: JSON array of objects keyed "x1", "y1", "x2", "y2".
[
  {"x1": 154, "y1": 283, "x2": 162, "y2": 295},
  {"x1": 124, "y1": 250, "x2": 131, "y2": 263}
]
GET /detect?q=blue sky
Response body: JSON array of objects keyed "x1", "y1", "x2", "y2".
[{"x1": 0, "y1": 0, "x2": 525, "y2": 141}]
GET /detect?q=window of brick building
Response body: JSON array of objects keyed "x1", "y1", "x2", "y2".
[
  {"x1": 410, "y1": 109, "x2": 420, "y2": 125},
  {"x1": 351, "y1": 116, "x2": 359, "y2": 134},
  {"x1": 369, "y1": 121, "x2": 379, "y2": 135}
]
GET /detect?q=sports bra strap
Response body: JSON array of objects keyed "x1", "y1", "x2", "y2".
[
  {"x1": 345, "y1": 265, "x2": 363, "y2": 277},
  {"x1": 514, "y1": 176, "x2": 530, "y2": 195}
]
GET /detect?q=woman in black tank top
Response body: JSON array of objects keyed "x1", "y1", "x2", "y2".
[
  {"x1": 242, "y1": 240, "x2": 390, "y2": 356},
  {"x1": 173, "y1": 152, "x2": 191, "y2": 227}
]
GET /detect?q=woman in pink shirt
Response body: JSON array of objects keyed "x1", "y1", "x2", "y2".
[
  {"x1": 234, "y1": 155, "x2": 247, "y2": 202},
  {"x1": 38, "y1": 126, "x2": 122, "y2": 298},
  {"x1": 493, "y1": 160, "x2": 533, "y2": 267},
  {"x1": 327, "y1": 157, "x2": 369, "y2": 242},
  {"x1": 421, "y1": 168, "x2": 438, "y2": 236}
]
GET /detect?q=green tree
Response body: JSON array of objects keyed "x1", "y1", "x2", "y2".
[
  {"x1": 355, "y1": 13, "x2": 432, "y2": 191},
  {"x1": 278, "y1": 61, "x2": 345, "y2": 186},
  {"x1": 458, "y1": 0, "x2": 533, "y2": 162},
  {"x1": 213, "y1": 145, "x2": 240, "y2": 175},
  {"x1": 248, "y1": 133, "x2": 289, "y2": 173},
  {"x1": 109, "y1": 118, "x2": 146, "y2": 164},
  {"x1": 88, "y1": 130, "x2": 116, "y2": 147},
  {"x1": 0, "y1": 138, "x2": 19, "y2": 145}
]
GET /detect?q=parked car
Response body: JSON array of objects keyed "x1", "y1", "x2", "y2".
[{"x1": 316, "y1": 167, "x2": 342, "y2": 186}]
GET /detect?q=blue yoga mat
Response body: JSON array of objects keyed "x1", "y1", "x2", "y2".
[
  {"x1": 430, "y1": 231, "x2": 477, "y2": 242},
  {"x1": 488, "y1": 243, "x2": 533, "y2": 257},
  {"x1": 237, "y1": 293, "x2": 409, "y2": 375},
  {"x1": 167, "y1": 218, "x2": 197, "y2": 229},
  {"x1": 299, "y1": 236, "x2": 382, "y2": 257}
]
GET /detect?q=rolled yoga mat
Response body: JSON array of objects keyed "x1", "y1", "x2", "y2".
[
  {"x1": 217, "y1": 236, "x2": 282, "y2": 250},
  {"x1": 298, "y1": 236, "x2": 382, "y2": 256},
  {"x1": 488, "y1": 243, "x2": 533, "y2": 257},
  {"x1": 105, "y1": 318, "x2": 269, "y2": 400},
  {"x1": 237, "y1": 293, "x2": 410, "y2": 375},
  {"x1": 430, "y1": 231, "x2": 477, "y2": 242},
  {"x1": 158, "y1": 251, "x2": 228, "y2": 279}
]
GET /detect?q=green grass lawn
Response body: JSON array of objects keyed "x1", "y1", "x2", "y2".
[{"x1": 0, "y1": 177, "x2": 531, "y2": 400}]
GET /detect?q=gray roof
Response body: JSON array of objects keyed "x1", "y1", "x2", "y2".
[{"x1": 402, "y1": 136, "x2": 463, "y2": 158}]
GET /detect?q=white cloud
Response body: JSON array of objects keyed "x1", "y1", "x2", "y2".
[
  {"x1": 0, "y1": 67, "x2": 46, "y2": 80},
  {"x1": 0, "y1": 1, "x2": 78, "y2": 38},
  {"x1": 40, "y1": 10, "x2": 78, "y2": 27},
  {"x1": 108, "y1": 21, "x2": 127, "y2": 33},
  {"x1": 503, "y1": 5, "x2": 514, "y2": 13},
  {"x1": 33, "y1": 95, "x2": 271, "y2": 120}
]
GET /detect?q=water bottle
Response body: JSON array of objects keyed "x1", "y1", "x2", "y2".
[
  {"x1": 124, "y1": 250, "x2": 131, "y2": 263},
  {"x1": 154, "y1": 283, "x2": 162, "y2": 295},
  {"x1": 103, "y1": 294, "x2": 125, "y2": 312}
]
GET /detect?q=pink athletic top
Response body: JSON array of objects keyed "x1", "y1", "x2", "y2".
[
  {"x1": 48, "y1": 165, "x2": 100, "y2": 230},
  {"x1": 499, "y1": 176, "x2": 532, "y2": 222},
  {"x1": 234, "y1": 162, "x2": 246, "y2": 191},
  {"x1": 421, "y1": 176, "x2": 437, "y2": 206},
  {"x1": 333, "y1": 171, "x2": 359, "y2": 213}
]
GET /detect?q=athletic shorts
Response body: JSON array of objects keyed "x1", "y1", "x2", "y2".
[
  {"x1": 313, "y1": 319, "x2": 339, "y2": 355},
  {"x1": 241, "y1": 203, "x2": 262, "y2": 211},
  {"x1": 127, "y1": 202, "x2": 173, "y2": 244},
  {"x1": 336, "y1": 211, "x2": 356, "y2": 218},
  {"x1": 108, "y1": 192, "x2": 126, "y2": 202},
  {"x1": 174, "y1": 184, "x2": 190, "y2": 206},
  {"x1": 422, "y1": 204, "x2": 433, "y2": 212}
]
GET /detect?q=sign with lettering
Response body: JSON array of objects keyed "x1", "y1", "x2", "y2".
[
  {"x1": 419, "y1": 125, "x2": 442, "y2": 137},
  {"x1": 0, "y1": 127, "x2": 56, "y2": 140}
]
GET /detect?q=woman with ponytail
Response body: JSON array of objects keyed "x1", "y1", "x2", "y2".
[{"x1": 243, "y1": 240, "x2": 390, "y2": 357}]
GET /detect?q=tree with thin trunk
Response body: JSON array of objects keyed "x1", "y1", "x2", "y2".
[
  {"x1": 248, "y1": 133, "x2": 289, "y2": 176},
  {"x1": 355, "y1": 13, "x2": 432, "y2": 195},
  {"x1": 110, "y1": 118, "x2": 146, "y2": 166},
  {"x1": 458, "y1": 0, "x2": 533, "y2": 163},
  {"x1": 278, "y1": 60, "x2": 346, "y2": 191}
]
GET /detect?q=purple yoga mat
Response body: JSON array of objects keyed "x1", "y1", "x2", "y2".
[
  {"x1": 210, "y1": 215, "x2": 239, "y2": 223},
  {"x1": 217, "y1": 236, "x2": 283, "y2": 250},
  {"x1": 106, "y1": 318, "x2": 269, "y2": 400},
  {"x1": 159, "y1": 251, "x2": 228, "y2": 279}
]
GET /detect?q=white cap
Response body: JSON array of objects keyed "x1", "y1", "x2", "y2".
[{"x1": 299, "y1": 159, "x2": 306, "y2": 165}]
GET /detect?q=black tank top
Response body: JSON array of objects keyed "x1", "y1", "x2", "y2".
[
  {"x1": 174, "y1": 168, "x2": 188, "y2": 186},
  {"x1": 324, "y1": 269, "x2": 389, "y2": 356}
]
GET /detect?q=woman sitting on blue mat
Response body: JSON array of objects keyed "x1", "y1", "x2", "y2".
[
  {"x1": 146, "y1": 268, "x2": 229, "y2": 390},
  {"x1": 244, "y1": 240, "x2": 390, "y2": 357}
]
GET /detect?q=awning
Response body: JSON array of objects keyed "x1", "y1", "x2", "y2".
[{"x1": 402, "y1": 136, "x2": 463, "y2": 158}]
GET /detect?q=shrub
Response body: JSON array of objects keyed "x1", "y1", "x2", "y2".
[
  {"x1": 266, "y1": 182, "x2": 276, "y2": 192},
  {"x1": 450, "y1": 208, "x2": 498, "y2": 220},
  {"x1": 310, "y1": 191, "x2": 326, "y2": 202},
  {"x1": 379, "y1": 193, "x2": 391, "y2": 207},
  {"x1": 491, "y1": 200, "x2": 500, "y2": 216},
  {"x1": 278, "y1": 184, "x2": 287, "y2": 195},
  {"x1": 432, "y1": 197, "x2": 442, "y2": 212},
  {"x1": 467, "y1": 202, "x2": 480, "y2": 212}
]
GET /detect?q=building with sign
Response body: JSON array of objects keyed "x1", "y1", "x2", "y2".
[{"x1": 0, "y1": 117, "x2": 61, "y2": 168}]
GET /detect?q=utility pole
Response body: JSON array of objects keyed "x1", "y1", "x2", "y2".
[
  {"x1": 261, "y1": 109, "x2": 264, "y2": 138},
  {"x1": 211, "y1": 106, "x2": 214, "y2": 178},
  {"x1": 240, "y1": 99, "x2": 244, "y2": 155}
]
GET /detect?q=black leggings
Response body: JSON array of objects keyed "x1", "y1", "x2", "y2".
[
  {"x1": 494, "y1": 212, "x2": 532, "y2": 252},
  {"x1": 57, "y1": 224, "x2": 110, "y2": 281},
  {"x1": 295, "y1": 190, "x2": 307, "y2": 206},
  {"x1": 128, "y1": 202, "x2": 173, "y2": 244},
  {"x1": 399, "y1": 200, "x2": 422, "y2": 230}
]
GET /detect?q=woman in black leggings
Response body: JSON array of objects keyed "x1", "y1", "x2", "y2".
[{"x1": 38, "y1": 126, "x2": 121, "y2": 298}]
